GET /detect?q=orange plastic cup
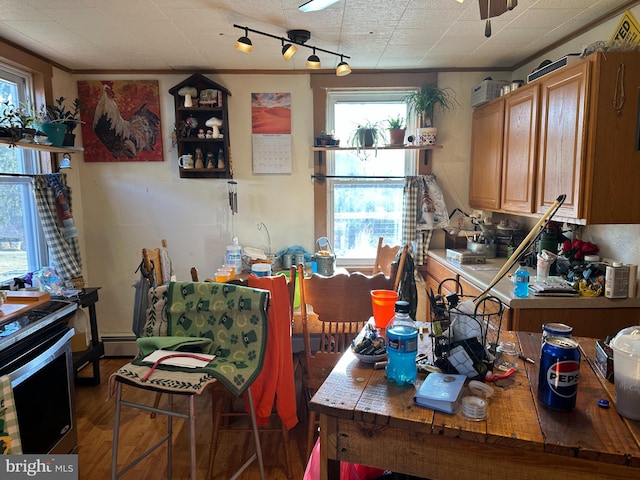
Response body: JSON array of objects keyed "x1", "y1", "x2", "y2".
[{"x1": 371, "y1": 290, "x2": 399, "y2": 329}]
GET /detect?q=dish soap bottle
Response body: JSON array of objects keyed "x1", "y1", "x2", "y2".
[
  {"x1": 514, "y1": 261, "x2": 530, "y2": 298},
  {"x1": 385, "y1": 301, "x2": 418, "y2": 385}
]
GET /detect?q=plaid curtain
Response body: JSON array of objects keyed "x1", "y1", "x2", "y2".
[
  {"x1": 33, "y1": 174, "x2": 82, "y2": 284},
  {"x1": 402, "y1": 175, "x2": 449, "y2": 265}
]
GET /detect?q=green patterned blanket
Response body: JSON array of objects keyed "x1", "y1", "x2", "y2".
[{"x1": 129, "y1": 281, "x2": 269, "y2": 396}]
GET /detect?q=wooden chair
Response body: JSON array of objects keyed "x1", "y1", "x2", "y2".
[
  {"x1": 111, "y1": 281, "x2": 270, "y2": 480},
  {"x1": 373, "y1": 236, "x2": 401, "y2": 278},
  {"x1": 142, "y1": 239, "x2": 170, "y2": 287},
  {"x1": 206, "y1": 266, "x2": 298, "y2": 479},
  {"x1": 297, "y1": 264, "x2": 393, "y2": 457}
]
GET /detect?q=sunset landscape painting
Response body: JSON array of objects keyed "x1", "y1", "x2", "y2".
[{"x1": 251, "y1": 92, "x2": 291, "y2": 134}]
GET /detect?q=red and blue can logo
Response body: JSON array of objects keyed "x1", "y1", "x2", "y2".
[
  {"x1": 538, "y1": 336, "x2": 580, "y2": 410},
  {"x1": 545, "y1": 360, "x2": 580, "y2": 398}
]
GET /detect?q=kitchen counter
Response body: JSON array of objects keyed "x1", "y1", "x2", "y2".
[
  {"x1": 427, "y1": 249, "x2": 640, "y2": 309},
  {"x1": 424, "y1": 249, "x2": 640, "y2": 338}
]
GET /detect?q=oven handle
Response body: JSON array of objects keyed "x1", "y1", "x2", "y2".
[{"x1": 7, "y1": 328, "x2": 75, "y2": 388}]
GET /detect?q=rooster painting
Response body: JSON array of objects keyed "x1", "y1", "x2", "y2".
[{"x1": 77, "y1": 80, "x2": 164, "y2": 162}]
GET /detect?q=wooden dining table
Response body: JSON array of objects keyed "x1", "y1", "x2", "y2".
[{"x1": 310, "y1": 330, "x2": 640, "y2": 480}]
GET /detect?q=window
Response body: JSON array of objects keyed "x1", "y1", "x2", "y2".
[
  {"x1": 326, "y1": 90, "x2": 416, "y2": 267},
  {"x1": 0, "y1": 64, "x2": 47, "y2": 283}
]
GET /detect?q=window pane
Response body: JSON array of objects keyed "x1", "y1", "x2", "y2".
[
  {"x1": 0, "y1": 181, "x2": 28, "y2": 281},
  {"x1": 333, "y1": 182, "x2": 403, "y2": 259},
  {"x1": 1, "y1": 66, "x2": 46, "y2": 283}
]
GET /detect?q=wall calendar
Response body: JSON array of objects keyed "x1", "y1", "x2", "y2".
[{"x1": 251, "y1": 92, "x2": 292, "y2": 174}]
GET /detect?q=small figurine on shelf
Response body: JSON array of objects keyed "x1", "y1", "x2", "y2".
[
  {"x1": 206, "y1": 129, "x2": 214, "y2": 139},
  {"x1": 206, "y1": 116, "x2": 223, "y2": 138},
  {"x1": 217, "y1": 149, "x2": 225, "y2": 169},
  {"x1": 197, "y1": 129, "x2": 205, "y2": 139},
  {"x1": 206, "y1": 152, "x2": 216, "y2": 169},
  {"x1": 194, "y1": 147, "x2": 205, "y2": 169}
]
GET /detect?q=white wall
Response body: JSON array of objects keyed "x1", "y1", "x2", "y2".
[
  {"x1": 54, "y1": 6, "x2": 640, "y2": 338},
  {"x1": 57, "y1": 72, "x2": 315, "y2": 336}
]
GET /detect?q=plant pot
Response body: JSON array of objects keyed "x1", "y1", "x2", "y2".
[
  {"x1": 388, "y1": 128, "x2": 406, "y2": 146},
  {"x1": 359, "y1": 128, "x2": 376, "y2": 147},
  {"x1": 63, "y1": 133, "x2": 76, "y2": 147},
  {"x1": 417, "y1": 127, "x2": 438, "y2": 146},
  {"x1": 37, "y1": 122, "x2": 66, "y2": 147}
]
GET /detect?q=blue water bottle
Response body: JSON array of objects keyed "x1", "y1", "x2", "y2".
[
  {"x1": 385, "y1": 301, "x2": 418, "y2": 385},
  {"x1": 514, "y1": 261, "x2": 530, "y2": 298}
]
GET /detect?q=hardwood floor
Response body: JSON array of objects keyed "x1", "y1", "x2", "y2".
[{"x1": 75, "y1": 358, "x2": 310, "y2": 479}]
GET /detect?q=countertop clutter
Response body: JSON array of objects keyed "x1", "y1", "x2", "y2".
[{"x1": 427, "y1": 249, "x2": 640, "y2": 309}]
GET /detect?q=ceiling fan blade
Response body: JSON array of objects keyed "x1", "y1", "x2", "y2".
[
  {"x1": 299, "y1": 0, "x2": 341, "y2": 13},
  {"x1": 479, "y1": 0, "x2": 517, "y2": 20}
]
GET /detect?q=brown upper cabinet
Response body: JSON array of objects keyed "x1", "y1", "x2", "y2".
[{"x1": 470, "y1": 51, "x2": 640, "y2": 224}]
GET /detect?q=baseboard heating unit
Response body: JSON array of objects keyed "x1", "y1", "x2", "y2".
[
  {"x1": 103, "y1": 336, "x2": 138, "y2": 357},
  {"x1": 527, "y1": 54, "x2": 581, "y2": 83}
]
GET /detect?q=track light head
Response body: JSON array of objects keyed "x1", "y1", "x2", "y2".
[
  {"x1": 282, "y1": 41, "x2": 297, "y2": 61},
  {"x1": 235, "y1": 28, "x2": 252, "y2": 53},
  {"x1": 306, "y1": 49, "x2": 321, "y2": 69},
  {"x1": 336, "y1": 56, "x2": 351, "y2": 76}
]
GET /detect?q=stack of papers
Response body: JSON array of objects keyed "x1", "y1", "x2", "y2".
[
  {"x1": 414, "y1": 373, "x2": 466, "y2": 414},
  {"x1": 142, "y1": 349, "x2": 216, "y2": 368},
  {"x1": 529, "y1": 278, "x2": 579, "y2": 297}
]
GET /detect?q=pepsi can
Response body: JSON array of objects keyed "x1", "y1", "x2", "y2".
[{"x1": 538, "y1": 336, "x2": 581, "y2": 410}]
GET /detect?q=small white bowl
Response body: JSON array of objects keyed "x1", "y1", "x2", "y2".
[{"x1": 352, "y1": 351, "x2": 387, "y2": 364}]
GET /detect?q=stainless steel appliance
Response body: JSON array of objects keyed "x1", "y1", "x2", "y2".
[{"x1": 0, "y1": 299, "x2": 78, "y2": 453}]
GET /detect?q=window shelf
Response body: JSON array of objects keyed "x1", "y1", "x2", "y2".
[
  {"x1": 311, "y1": 144, "x2": 442, "y2": 166},
  {"x1": 0, "y1": 138, "x2": 84, "y2": 154}
]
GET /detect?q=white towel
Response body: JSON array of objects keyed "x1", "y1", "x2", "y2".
[{"x1": 0, "y1": 375, "x2": 22, "y2": 454}]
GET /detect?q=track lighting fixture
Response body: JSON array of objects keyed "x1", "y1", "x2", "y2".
[
  {"x1": 306, "y1": 48, "x2": 321, "y2": 69},
  {"x1": 233, "y1": 24, "x2": 351, "y2": 76},
  {"x1": 234, "y1": 27, "x2": 253, "y2": 53}
]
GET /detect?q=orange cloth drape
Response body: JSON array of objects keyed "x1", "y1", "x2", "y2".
[{"x1": 246, "y1": 274, "x2": 299, "y2": 429}]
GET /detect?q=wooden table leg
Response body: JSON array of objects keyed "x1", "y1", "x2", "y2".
[{"x1": 319, "y1": 414, "x2": 340, "y2": 480}]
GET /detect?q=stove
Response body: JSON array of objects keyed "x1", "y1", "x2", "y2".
[
  {"x1": 0, "y1": 300, "x2": 77, "y2": 352},
  {"x1": 0, "y1": 299, "x2": 79, "y2": 454}
]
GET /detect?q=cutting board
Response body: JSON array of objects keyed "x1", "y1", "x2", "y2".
[{"x1": 0, "y1": 291, "x2": 51, "y2": 321}]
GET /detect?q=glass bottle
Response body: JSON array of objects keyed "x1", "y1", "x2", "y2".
[
  {"x1": 385, "y1": 301, "x2": 418, "y2": 385},
  {"x1": 514, "y1": 261, "x2": 530, "y2": 298}
]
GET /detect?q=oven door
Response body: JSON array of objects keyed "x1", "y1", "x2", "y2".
[{"x1": 4, "y1": 325, "x2": 77, "y2": 454}]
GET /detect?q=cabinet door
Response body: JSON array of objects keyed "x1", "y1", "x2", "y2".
[
  {"x1": 501, "y1": 85, "x2": 538, "y2": 214},
  {"x1": 536, "y1": 62, "x2": 590, "y2": 218},
  {"x1": 469, "y1": 100, "x2": 504, "y2": 210}
]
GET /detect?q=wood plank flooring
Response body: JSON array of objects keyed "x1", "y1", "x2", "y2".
[{"x1": 75, "y1": 358, "x2": 310, "y2": 479}]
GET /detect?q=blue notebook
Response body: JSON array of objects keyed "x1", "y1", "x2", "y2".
[{"x1": 414, "y1": 373, "x2": 466, "y2": 414}]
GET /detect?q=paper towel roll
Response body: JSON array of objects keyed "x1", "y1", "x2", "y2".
[{"x1": 627, "y1": 264, "x2": 638, "y2": 298}]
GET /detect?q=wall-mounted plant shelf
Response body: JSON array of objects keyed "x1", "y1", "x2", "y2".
[{"x1": 311, "y1": 144, "x2": 443, "y2": 166}]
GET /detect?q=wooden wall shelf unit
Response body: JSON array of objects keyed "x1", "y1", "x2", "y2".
[
  {"x1": 311, "y1": 144, "x2": 442, "y2": 167},
  {"x1": 169, "y1": 74, "x2": 232, "y2": 179}
]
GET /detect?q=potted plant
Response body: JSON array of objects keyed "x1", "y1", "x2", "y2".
[
  {"x1": 386, "y1": 115, "x2": 406, "y2": 146},
  {"x1": 45, "y1": 97, "x2": 83, "y2": 146},
  {"x1": 348, "y1": 121, "x2": 385, "y2": 151},
  {"x1": 315, "y1": 130, "x2": 339, "y2": 146},
  {"x1": 404, "y1": 81, "x2": 458, "y2": 145},
  {"x1": 0, "y1": 100, "x2": 36, "y2": 145}
]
